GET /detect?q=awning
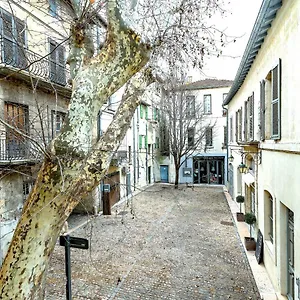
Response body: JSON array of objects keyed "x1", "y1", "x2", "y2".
[{"x1": 243, "y1": 173, "x2": 255, "y2": 186}]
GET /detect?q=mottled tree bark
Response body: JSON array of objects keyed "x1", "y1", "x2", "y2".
[{"x1": 0, "y1": 1, "x2": 151, "y2": 299}]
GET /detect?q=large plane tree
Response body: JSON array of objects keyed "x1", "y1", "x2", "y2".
[{"x1": 0, "y1": 0, "x2": 229, "y2": 298}]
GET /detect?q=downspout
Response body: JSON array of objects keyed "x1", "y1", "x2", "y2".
[{"x1": 222, "y1": 104, "x2": 229, "y2": 184}]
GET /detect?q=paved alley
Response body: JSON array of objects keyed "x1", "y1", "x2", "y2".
[{"x1": 45, "y1": 184, "x2": 260, "y2": 300}]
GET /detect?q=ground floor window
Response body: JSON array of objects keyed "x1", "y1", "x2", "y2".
[{"x1": 193, "y1": 156, "x2": 224, "y2": 184}]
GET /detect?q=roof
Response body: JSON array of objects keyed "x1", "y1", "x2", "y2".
[
  {"x1": 223, "y1": 0, "x2": 282, "y2": 105},
  {"x1": 183, "y1": 79, "x2": 233, "y2": 90}
]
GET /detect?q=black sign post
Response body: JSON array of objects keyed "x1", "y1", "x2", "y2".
[{"x1": 59, "y1": 235, "x2": 89, "y2": 300}]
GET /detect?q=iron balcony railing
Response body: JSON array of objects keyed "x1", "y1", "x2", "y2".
[
  {"x1": 0, "y1": 132, "x2": 44, "y2": 163},
  {"x1": 0, "y1": 36, "x2": 70, "y2": 87}
]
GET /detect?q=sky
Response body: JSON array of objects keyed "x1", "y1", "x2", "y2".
[{"x1": 190, "y1": 0, "x2": 263, "y2": 81}]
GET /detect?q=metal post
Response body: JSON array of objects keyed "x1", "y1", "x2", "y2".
[{"x1": 64, "y1": 235, "x2": 72, "y2": 300}]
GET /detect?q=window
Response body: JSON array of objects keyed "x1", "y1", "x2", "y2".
[
  {"x1": 49, "y1": 0, "x2": 58, "y2": 17},
  {"x1": 271, "y1": 59, "x2": 281, "y2": 139},
  {"x1": 223, "y1": 126, "x2": 227, "y2": 147},
  {"x1": 186, "y1": 95, "x2": 195, "y2": 117},
  {"x1": 245, "y1": 94, "x2": 254, "y2": 141},
  {"x1": 229, "y1": 117, "x2": 233, "y2": 142},
  {"x1": 49, "y1": 39, "x2": 66, "y2": 85},
  {"x1": 155, "y1": 136, "x2": 159, "y2": 149},
  {"x1": 269, "y1": 196, "x2": 274, "y2": 243},
  {"x1": 140, "y1": 104, "x2": 148, "y2": 119},
  {"x1": 52, "y1": 110, "x2": 65, "y2": 138},
  {"x1": 0, "y1": 10, "x2": 26, "y2": 68},
  {"x1": 4, "y1": 102, "x2": 29, "y2": 158},
  {"x1": 139, "y1": 135, "x2": 143, "y2": 149},
  {"x1": 187, "y1": 127, "x2": 194, "y2": 147},
  {"x1": 205, "y1": 127, "x2": 213, "y2": 147},
  {"x1": 237, "y1": 108, "x2": 243, "y2": 142},
  {"x1": 260, "y1": 80, "x2": 266, "y2": 140},
  {"x1": 204, "y1": 94, "x2": 212, "y2": 114}
]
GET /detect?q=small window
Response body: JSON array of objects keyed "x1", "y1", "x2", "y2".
[
  {"x1": 186, "y1": 95, "x2": 195, "y2": 117},
  {"x1": 205, "y1": 127, "x2": 213, "y2": 147},
  {"x1": 187, "y1": 127, "x2": 194, "y2": 147},
  {"x1": 52, "y1": 110, "x2": 66, "y2": 138},
  {"x1": 204, "y1": 94, "x2": 212, "y2": 114}
]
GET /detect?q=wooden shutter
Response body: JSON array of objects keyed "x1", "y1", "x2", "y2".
[
  {"x1": 230, "y1": 117, "x2": 233, "y2": 142},
  {"x1": 271, "y1": 59, "x2": 281, "y2": 139},
  {"x1": 249, "y1": 93, "x2": 254, "y2": 141},
  {"x1": 239, "y1": 108, "x2": 243, "y2": 142},
  {"x1": 139, "y1": 135, "x2": 143, "y2": 149},
  {"x1": 244, "y1": 101, "x2": 248, "y2": 141},
  {"x1": 260, "y1": 80, "x2": 266, "y2": 140},
  {"x1": 235, "y1": 111, "x2": 238, "y2": 142},
  {"x1": 57, "y1": 45, "x2": 65, "y2": 85}
]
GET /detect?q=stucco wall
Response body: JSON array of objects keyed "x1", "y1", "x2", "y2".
[{"x1": 227, "y1": 0, "x2": 300, "y2": 295}]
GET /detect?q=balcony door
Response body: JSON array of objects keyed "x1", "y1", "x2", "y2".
[{"x1": 4, "y1": 102, "x2": 29, "y2": 159}]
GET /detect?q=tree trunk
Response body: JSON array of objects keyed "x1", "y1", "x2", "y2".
[
  {"x1": 174, "y1": 163, "x2": 180, "y2": 189},
  {"x1": 0, "y1": 1, "x2": 152, "y2": 298}
]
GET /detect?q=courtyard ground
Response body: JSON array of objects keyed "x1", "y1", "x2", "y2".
[{"x1": 45, "y1": 184, "x2": 260, "y2": 300}]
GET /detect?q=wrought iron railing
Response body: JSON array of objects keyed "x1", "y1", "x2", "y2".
[
  {"x1": 0, "y1": 37, "x2": 69, "y2": 86},
  {"x1": 0, "y1": 134, "x2": 44, "y2": 162}
]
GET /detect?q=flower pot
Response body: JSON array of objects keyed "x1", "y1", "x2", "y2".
[
  {"x1": 236, "y1": 212, "x2": 245, "y2": 222},
  {"x1": 244, "y1": 237, "x2": 256, "y2": 251}
]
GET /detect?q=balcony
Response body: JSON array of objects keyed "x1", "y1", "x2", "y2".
[
  {"x1": 0, "y1": 37, "x2": 71, "y2": 97},
  {"x1": 0, "y1": 133, "x2": 43, "y2": 165}
]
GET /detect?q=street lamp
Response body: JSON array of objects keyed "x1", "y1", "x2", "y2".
[{"x1": 229, "y1": 153, "x2": 234, "y2": 163}]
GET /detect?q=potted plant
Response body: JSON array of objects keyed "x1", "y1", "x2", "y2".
[
  {"x1": 236, "y1": 195, "x2": 245, "y2": 221},
  {"x1": 244, "y1": 212, "x2": 256, "y2": 251}
]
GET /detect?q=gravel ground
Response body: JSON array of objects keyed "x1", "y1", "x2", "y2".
[{"x1": 45, "y1": 184, "x2": 260, "y2": 300}]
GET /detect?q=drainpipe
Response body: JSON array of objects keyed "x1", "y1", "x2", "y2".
[{"x1": 222, "y1": 104, "x2": 229, "y2": 184}]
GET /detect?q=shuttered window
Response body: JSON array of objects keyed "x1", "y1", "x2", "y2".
[
  {"x1": 230, "y1": 117, "x2": 233, "y2": 142},
  {"x1": 249, "y1": 93, "x2": 254, "y2": 141},
  {"x1": 238, "y1": 108, "x2": 243, "y2": 142},
  {"x1": 271, "y1": 59, "x2": 281, "y2": 139},
  {"x1": 0, "y1": 10, "x2": 26, "y2": 68},
  {"x1": 235, "y1": 111, "x2": 238, "y2": 142},
  {"x1": 244, "y1": 101, "x2": 247, "y2": 141},
  {"x1": 139, "y1": 135, "x2": 143, "y2": 149},
  {"x1": 260, "y1": 80, "x2": 266, "y2": 140},
  {"x1": 49, "y1": 39, "x2": 66, "y2": 85}
]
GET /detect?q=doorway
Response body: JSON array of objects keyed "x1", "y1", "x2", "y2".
[
  {"x1": 160, "y1": 165, "x2": 169, "y2": 183},
  {"x1": 193, "y1": 157, "x2": 224, "y2": 184}
]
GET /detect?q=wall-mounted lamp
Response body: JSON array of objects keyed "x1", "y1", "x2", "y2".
[
  {"x1": 238, "y1": 162, "x2": 248, "y2": 174},
  {"x1": 228, "y1": 151, "x2": 234, "y2": 163}
]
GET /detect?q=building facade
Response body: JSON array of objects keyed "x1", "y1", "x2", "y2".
[
  {"x1": 0, "y1": 0, "x2": 72, "y2": 262},
  {"x1": 224, "y1": 0, "x2": 299, "y2": 298},
  {"x1": 158, "y1": 79, "x2": 232, "y2": 185}
]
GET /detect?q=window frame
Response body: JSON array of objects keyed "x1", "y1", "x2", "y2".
[
  {"x1": 271, "y1": 59, "x2": 281, "y2": 140},
  {"x1": 186, "y1": 95, "x2": 196, "y2": 118},
  {"x1": 205, "y1": 127, "x2": 213, "y2": 147},
  {"x1": 203, "y1": 94, "x2": 212, "y2": 114}
]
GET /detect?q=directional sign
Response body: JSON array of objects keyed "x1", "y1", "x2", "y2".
[{"x1": 59, "y1": 236, "x2": 89, "y2": 249}]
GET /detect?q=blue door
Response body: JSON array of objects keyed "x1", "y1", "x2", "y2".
[{"x1": 160, "y1": 165, "x2": 169, "y2": 183}]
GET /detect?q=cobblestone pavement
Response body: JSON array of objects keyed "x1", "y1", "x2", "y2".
[{"x1": 45, "y1": 184, "x2": 260, "y2": 300}]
